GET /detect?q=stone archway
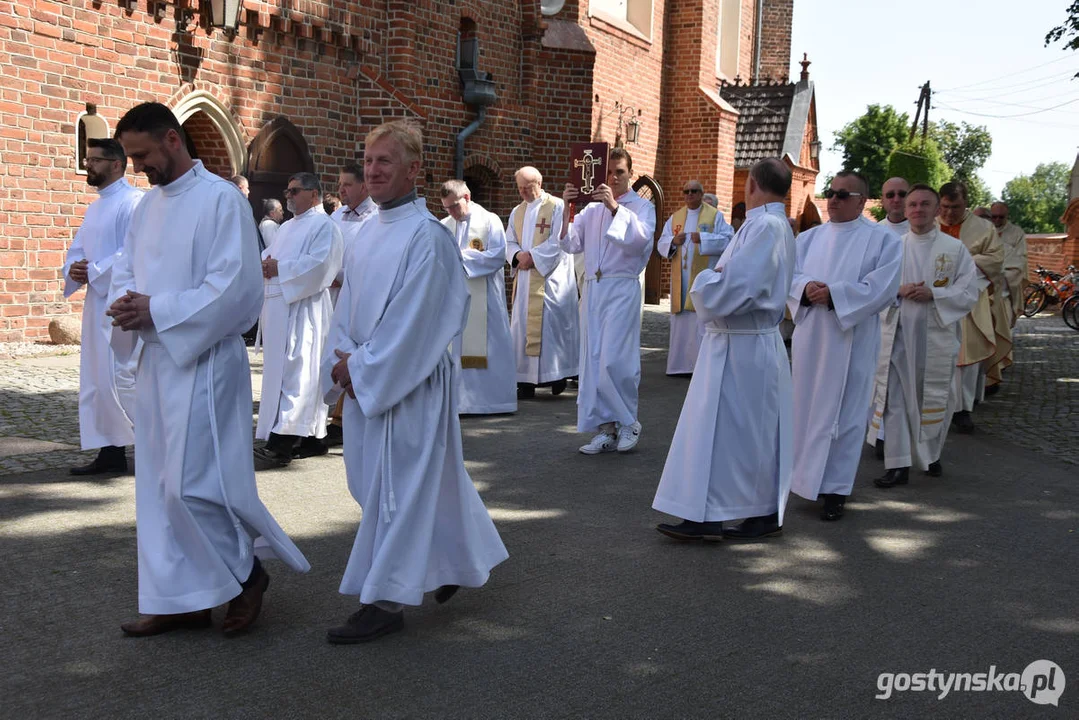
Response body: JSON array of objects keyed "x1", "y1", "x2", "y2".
[{"x1": 172, "y1": 89, "x2": 246, "y2": 176}]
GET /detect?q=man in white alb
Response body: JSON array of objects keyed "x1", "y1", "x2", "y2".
[
  {"x1": 506, "y1": 166, "x2": 579, "y2": 398},
  {"x1": 560, "y1": 147, "x2": 656, "y2": 454},
  {"x1": 253, "y1": 172, "x2": 343, "y2": 466},
  {"x1": 869, "y1": 184, "x2": 980, "y2": 488},
  {"x1": 259, "y1": 198, "x2": 284, "y2": 249},
  {"x1": 322, "y1": 120, "x2": 507, "y2": 644},
  {"x1": 653, "y1": 159, "x2": 795, "y2": 541},
  {"x1": 330, "y1": 163, "x2": 377, "y2": 230},
  {"x1": 107, "y1": 102, "x2": 309, "y2": 637},
  {"x1": 787, "y1": 172, "x2": 902, "y2": 521},
  {"x1": 656, "y1": 179, "x2": 733, "y2": 375},
  {"x1": 441, "y1": 179, "x2": 517, "y2": 414},
  {"x1": 990, "y1": 201, "x2": 1028, "y2": 373},
  {"x1": 63, "y1": 137, "x2": 142, "y2": 475}
]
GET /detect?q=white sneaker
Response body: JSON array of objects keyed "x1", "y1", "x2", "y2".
[
  {"x1": 579, "y1": 432, "x2": 617, "y2": 455},
  {"x1": 616, "y1": 422, "x2": 641, "y2": 452}
]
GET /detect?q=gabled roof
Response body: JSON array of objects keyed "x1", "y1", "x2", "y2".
[{"x1": 720, "y1": 77, "x2": 815, "y2": 169}]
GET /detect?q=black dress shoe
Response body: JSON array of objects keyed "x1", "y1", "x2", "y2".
[
  {"x1": 874, "y1": 467, "x2": 909, "y2": 488},
  {"x1": 819, "y1": 493, "x2": 846, "y2": 522},
  {"x1": 434, "y1": 585, "x2": 459, "y2": 604},
  {"x1": 984, "y1": 383, "x2": 1001, "y2": 397},
  {"x1": 292, "y1": 437, "x2": 329, "y2": 459},
  {"x1": 722, "y1": 513, "x2": 782, "y2": 540},
  {"x1": 874, "y1": 439, "x2": 885, "y2": 461},
  {"x1": 70, "y1": 446, "x2": 127, "y2": 476},
  {"x1": 550, "y1": 379, "x2": 568, "y2": 396},
  {"x1": 927, "y1": 461, "x2": 943, "y2": 477},
  {"x1": 253, "y1": 445, "x2": 292, "y2": 467},
  {"x1": 324, "y1": 424, "x2": 344, "y2": 447},
  {"x1": 326, "y1": 606, "x2": 404, "y2": 645},
  {"x1": 952, "y1": 410, "x2": 975, "y2": 434},
  {"x1": 656, "y1": 520, "x2": 724, "y2": 542},
  {"x1": 517, "y1": 383, "x2": 536, "y2": 400}
]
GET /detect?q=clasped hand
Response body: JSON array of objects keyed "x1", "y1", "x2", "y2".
[
  {"x1": 68, "y1": 259, "x2": 89, "y2": 285},
  {"x1": 331, "y1": 349, "x2": 355, "y2": 399},
  {"x1": 899, "y1": 281, "x2": 933, "y2": 302},
  {"x1": 262, "y1": 256, "x2": 279, "y2": 279},
  {"x1": 805, "y1": 281, "x2": 831, "y2": 306},
  {"x1": 516, "y1": 251, "x2": 535, "y2": 271},
  {"x1": 106, "y1": 290, "x2": 153, "y2": 331}
]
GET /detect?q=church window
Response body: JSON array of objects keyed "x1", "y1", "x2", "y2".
[
  {"x1": 716, "y1": 0, "x2": 741, "y2": 80},
  {"x1": 591, "y1": 0, "x2": 653, "y2": 40},
  {"x1": 75, "y1": 104, "x2": 110, "y2": 176}
]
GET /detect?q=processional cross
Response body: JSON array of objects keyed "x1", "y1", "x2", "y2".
[{"x1": 574, "y1": 150, "x2": 601, "y2": 194}]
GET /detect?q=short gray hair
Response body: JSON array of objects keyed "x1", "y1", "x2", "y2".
[
  {"x1": 440, "y1": 179, "x2": 470, "y2": 199},
  {"x1": 702, "y1": 193, "x2": 719, "y2": 207},
  {"x1": 289, "y1": 172, "x2": 322, "y2": 196},
  {"x1": 262, "y1": 198, "x2": 282, "y2": 215}
]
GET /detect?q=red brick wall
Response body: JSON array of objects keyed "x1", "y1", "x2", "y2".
[
  {"x1": 182, "y1": 111, "x2": 232, "y2": 179},
  {"x1": 1026, "y1": 234, "x2": 1072, "y2": 280},
  {"x1": 757, "y1": 0, "x2": 793, "y2": 82},
  {"x1": 0, "y1": 0, "x2": 594, "y2": 341}
]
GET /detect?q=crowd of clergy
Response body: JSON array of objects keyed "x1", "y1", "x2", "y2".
[{"x1": 63, "y1": 100, "x2": 1028, "y2": 643}]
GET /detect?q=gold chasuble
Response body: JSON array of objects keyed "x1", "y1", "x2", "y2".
[
  {"x1": 511, "y1": 195, "x2": 557, "y2": 357},
  {"x1": 443, "y1": 214, "x2": 491, "y2": 369},
  {"x1": 669, "y1": 203, "x2": 719, "y2": 314}
]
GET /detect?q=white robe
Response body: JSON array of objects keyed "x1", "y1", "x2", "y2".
[
  {"x1": 255, "y1": 206, "x2": 343, "y2": 440},
  {"x1": 788, "y1": 217, "x2": 902, "y2": 500},
  {"x1": 109, "y1": 161, "x2": 309, "y2": 614},
  {"x1": 506, "y1": 194, "x2": 579, "y2": 385},
  {"x1": 258, "y1": 218, "x2": 279, "y2": 249},
  {"x1": 442, "y1": 204, "x2": 517, "y2": 414},
  {"x1": 560, "y1": 191, "x2": 656, "y2": 432},
  {"x1": 62, "y1": 178, "x2": 142, "y2": 450},
  {"x1": 323, "y1": 198, "x2": 508, "y2": 607},
  {"x1": 656, "y1": 207, "x2": 734, "y2": 375},
  {"x1": 653, "y1": 202, "x2": 795, "y2": 522},
  {"x1": 869, "y1": 229, "x2": 979, "y2": 471},
  {"x1": 879, "y1": 217, "x2": 910, "y2": 236},
  {"x1": 329, "y1": 198, "x2": 377, "y2": 306}
]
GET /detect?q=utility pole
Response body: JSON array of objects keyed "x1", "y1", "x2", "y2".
[{"x1": 909, "y1": 81, "x2": 931, "y2": 142}]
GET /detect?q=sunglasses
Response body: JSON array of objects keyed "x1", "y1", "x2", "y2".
[
  {"x1": 990, "y1": 214, "x2": 1006, "y2": 219},
  {"x1": 824, "y1": 188, "x2": 863, "y2": 200},
  {"x1": 683, "y1": 189, "x2": 702, "y2": 195},
  {"x1": 884, "y1": 190, "x2": 907, "y2": 199},
  {"x1": 284, "y1": 187, "x2": 307, "y2": 197}
]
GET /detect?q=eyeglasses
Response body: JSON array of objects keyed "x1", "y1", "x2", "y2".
[
  {"x1": 824, "y1": 188, "x2": 863, "y2": 200},
  {"x1": 683, "y1": 189, "x2": 702, "y2": 195},
  {"x1": 84, "y1": 157, "x2": 117, "y2": 165},
  {"x1": 990, "y1": 214, "x2": 1006, "y2": 220},
  {"x1": 884, "y1": 190, "x2": 907, "y2": 199},
  {"x1": 284, "y1": 187, "x2": 307, "y2": 197}
]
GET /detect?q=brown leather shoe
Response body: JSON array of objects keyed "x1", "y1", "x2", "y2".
[
  {"x1": 120, "y1": 610, "x2": 212, "y2": 637},
  {"x1": 222, "y1": 568, "x2": 270, "y2": 635}
]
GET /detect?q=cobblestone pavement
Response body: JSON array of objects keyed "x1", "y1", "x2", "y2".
[
  {"x1": 0, "y1": 308, "x2": 1074, "y2": 475},
  {"x1": 975, "y1": 312, "x2": 1079, "y2": 465}
]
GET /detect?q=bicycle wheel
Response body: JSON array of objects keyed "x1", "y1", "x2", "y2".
[
  {"x1": 1023, "y1": 285, "x2": 1046, "y2": 317},
  {"x1": 1063, "y1": 295, "x2": 1079, "y2": 331}
]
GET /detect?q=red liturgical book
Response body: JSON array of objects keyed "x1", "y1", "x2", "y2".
[{"x1": 568, "y1": 142, "x2": 609, "y2": 205}]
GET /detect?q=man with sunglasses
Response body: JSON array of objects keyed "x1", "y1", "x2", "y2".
[
  {"x1": 254, "y1": 173, "x2": 344, "y2": 466},
  {"x1": 938, "y1": 182, "x2": 1007, "y2": 429},
  {"x1": 657, "y1": 180, "x2": 734, "y2": 375},
  {"x1": 788, "y1": 172, "x2": 902, "y2": 521},
  {"x1": 879, "y1": 177, "x2": 910, "y2": 235},
  {"x1": 63, "y1": 138, "x2": 143, "y2": 475}
]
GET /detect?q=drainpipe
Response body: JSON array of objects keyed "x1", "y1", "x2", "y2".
[
  {"x1": 455, "y1": 106, "x2": 487, "y2": 180},
  {"x1": 753, "y1": 0, "x2": 764, "y2": 83}
]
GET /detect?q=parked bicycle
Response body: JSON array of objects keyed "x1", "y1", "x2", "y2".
[
  {"x1": 1062, "y1": 292, "x2": 1079, "y2": 331},
  {"x1": 1022, "y1": 265, "x2": 1077, "y2": 318}
]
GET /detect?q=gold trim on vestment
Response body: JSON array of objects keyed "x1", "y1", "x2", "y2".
[
  {"x1": 511, "y1": 196, "x2": 557, "y2": 357},
  {"x1": 461, "y1": 356, "x2": 488, "y2": 369},
  {"x1": 670, "y1": 204, "x2": 719, "y2": 314}
]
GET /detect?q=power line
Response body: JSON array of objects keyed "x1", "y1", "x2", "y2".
[
  {"x1": 936, "y1": 55, "x2": 1079, "y2": 92},
  {"x1": 936, "y1": 69, "x2": 1079, "y2": 98},
  {"x1": 940, "y1": 91, "x2": 1079, "y2": 113},
  {"x1": 934, "y1": 97, "x2": 1079, "y2": 118}
]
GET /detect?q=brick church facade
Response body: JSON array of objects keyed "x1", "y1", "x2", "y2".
[{"x1": 0, "y1": 0, "x2": 817, "y2": 341}]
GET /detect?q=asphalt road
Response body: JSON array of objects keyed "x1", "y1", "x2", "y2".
[{"x1": 1, "y1": 314, "x2": 1076, "y2": 719}]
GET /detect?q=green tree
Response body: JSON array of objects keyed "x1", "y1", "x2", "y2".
[
  {"x1": 964, "y1": 174, "x2": 994, "y2": 208},
  {"x1": 885, "y1": 138, "x2": 952, "y2": 190},
  {"x1": 930, "y1": 120, "x2": 993, "y2": 185},
  {"x1": 1046, "y1": 1, "x2": 1079, "y2": 77},
  {"x1": 832, "y1": 104, "x2": 910, "y2": 197},
  {"x1": 1001, "y1": 162, "x2": 1070, "y2": 232}
]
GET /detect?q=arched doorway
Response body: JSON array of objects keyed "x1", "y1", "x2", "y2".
[
  {"x1": 463, "y1": 163, "x2": 501, "y2": 216},
  {"x1": 247, "y1": 116, "x2": 315, "y2": 223},
  {"x1": 172, "y1": 90, "x2": 246, "y2": 177},
  {"x1": 634, "y1": 175, "x2": 665, "y2": 304}
]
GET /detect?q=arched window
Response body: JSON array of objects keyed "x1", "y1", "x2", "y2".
[{"x1": 75, "y1": 104, "x2": 110, "y2": 176}]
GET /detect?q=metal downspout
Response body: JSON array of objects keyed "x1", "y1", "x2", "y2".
[{"x1": 455, "y1": 106, "x2": 487, "y2": 180}]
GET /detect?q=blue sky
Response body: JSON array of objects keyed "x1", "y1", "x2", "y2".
[{"x1": 789, "y1": 0, "x2": 1079, "y2": 196}]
